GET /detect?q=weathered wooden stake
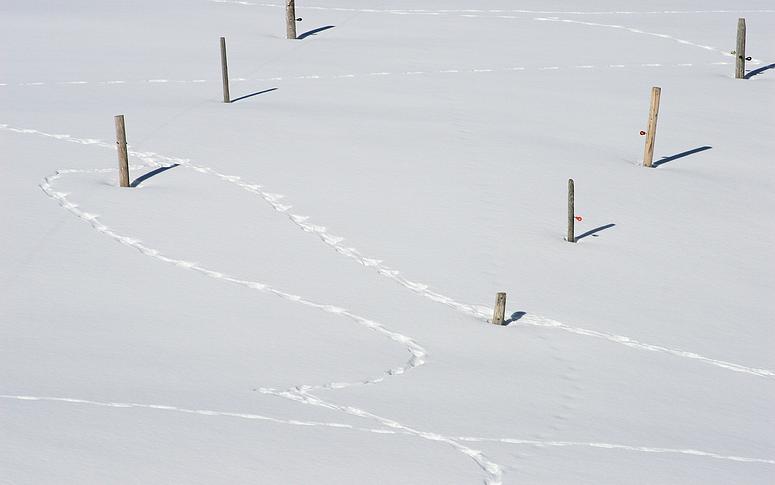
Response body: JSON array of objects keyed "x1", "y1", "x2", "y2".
[
  {"x1": 492, "y1": 292, "x2": 507, "y2": 326},
  {"x1": 114, "y1": 115, "x2": 130, "y2": 188},
  {"x1": 220, "y1": 37, "x2": 230, "y2": 103},
  {"x1": 642, "y1": 86, "x2": 661, "y2": 168},
  {"x1": 286, "y1": 0, "x2": 297, "y2": 40},
  {"x1": 735, "y1": 18, "x2": 747, "y2": 79},
  {"x1": 567, "y1": 179, "x2": 575, "y2": 243}
]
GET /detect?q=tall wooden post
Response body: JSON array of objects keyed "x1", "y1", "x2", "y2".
[
  {"x1": 642, "y1": 87, "x2": 661, "y2": 168},
  {"x1": 114, "y1": 115, "x2": 130, "y2": 188},
  {"x1": 220, "y1": 37, "x2": 230, "y2": 103},
  {"x1": 735, "y1": 18, "x2": 747, "y2": 79},
  {"x1": 286, "y1": 0, "x2": 297, "y2": 39},
  {"x1": 492, "y1": 292, "x2": 507, "y2": 326},
  {"x1": 567, "y1": 179, "x2": 575, "y2": 243}
]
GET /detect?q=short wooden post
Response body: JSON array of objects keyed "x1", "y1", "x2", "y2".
[
  {"x1": 642, "y1": 86, "x2": 661, "y2": 168},
  {"x1": 735, "y1": 18, "x2": 747, "y2": 79},
  {"x1": 567, "y1": 179, "x2": 575, "y2": 243},
  {"x1": 286, "y1": 0, "x2": 297, "y2": 39},
  {"x1": 114, "y1": 115, "x2": 130, "y2": 188},
  {"x1": 492, "y1": 292, "x2": 507, "y2": 326},
  {"x1": 220, "y1": 37, "x2": 230, "y2": 103}
]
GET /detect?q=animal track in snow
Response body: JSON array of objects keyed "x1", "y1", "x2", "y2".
[
  {"x1": 4, "y1": 124, "x2": 773, "y2": 484},
  {"x1": 535, "y1": 17, "x2": 762, "y2": 65},
  {"x1": 2, "y1": 21, "x2": 772, "y2": 472},
  {"x1": 2, "y1": 124, "x2": 506, "y2": 485},
  {"x1": 209, "y1": 1, "x2": 775, "y2": 17},
  {"x1": 3, "y1": 393, "x2": 770, "y2": 470},
  {"x1": 4, "y1": 122, "x2": 774, "y2": 485},
  {"x1": 5, "y1": 123, "x2": 775, "y2": 382},
  {"x1": 0, "y1": 394, "x2": 389, "y2": 431},
  {"x1": 0, "y1": 62, "x2": 733, "y2": 89},
  {"x1": 208, "y1": 0, "x2": 764, "y2": 71},
  {"x1": 4, "y1": 4, "x2": 774, "y2": 481},
  {"x1": 456, "y1": 436, "x2": 775, "y2": 465}
]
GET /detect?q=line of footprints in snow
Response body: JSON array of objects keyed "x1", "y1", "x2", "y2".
[{"x1": 2, "y1": 6, "x2": 773, "y2": 484}]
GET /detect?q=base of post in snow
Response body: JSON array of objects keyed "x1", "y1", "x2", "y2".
[
  {"x1": 220, "y1": 37, "x2": 231, "y2": 103},
  {"x1": 642, "y1": 87, "x2": 661, "y2": 167},
  {"x1": 567, "y1": 179, "x2": 575, "y2": 243},
  {"x1": 735, "y1": 18, "x2": 747, "y2": 79},
  {"x1": 492, "y1": 292, "x2": 507, "y2": 326},
  {"x1": 286, "y1": 0, "x2": 298, "y2": 39},
  {"x1": 114, "y1": 115, "x2": 130, "y2": 188}
]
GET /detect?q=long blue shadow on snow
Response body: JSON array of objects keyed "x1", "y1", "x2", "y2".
[
  {"x1": 131, "y1": 164, "x2": 179, "y2": 187},
  {"x1": 298, "y1": 25, "x2": 335, "y2": 40},
  {"x1": 576, "y1": 223, "x2": 616, "y2": 241},
  {"x1": 653, "y1": 146, "x2": 712, "y2": 168},
  {"x1": 745, "y1": 63, "x2": 775, "y2": 79},
  {"x1": 503, "y1": 312, "x2": 526, "y2": 326},
  {"x1": 231, "y1": 87, "x2": 278, "y2": 103}
]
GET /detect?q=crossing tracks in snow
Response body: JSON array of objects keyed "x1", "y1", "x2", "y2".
[
  {"x1": 3, "y1": 123, "x2": 775, "y2": 482},
  {"x1": 4, "y1": 123, "x2": 773, "y2": 381},
  {"x1": 3, "y1": 4, "x2": 774, "y2": 482},
  {"x1": 209, "y1": 1, "x2": 775, "y2": 17},
  {"x1": 0, "y1": 61, "x2": 734, "y2": 90}
]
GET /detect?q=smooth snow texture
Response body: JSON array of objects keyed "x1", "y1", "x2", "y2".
[{"x1": 1, "y1": 1, "x2": 774, "y2": 484}]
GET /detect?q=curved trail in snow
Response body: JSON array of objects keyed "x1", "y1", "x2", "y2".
[
  {"x1": 0, "y1": 394, "x2": 392, "y2": 431},
  {"x1": 210, "y1": 0, "x2": 764, "y2": 69},
  {"x1": 0, "y1": 61, "x2": 732, "y2": 90},
  {"x1": 210, "y1": 1, "x2": 775, "y2": 17},
  {"x1": 4, "y1": 123, "x2": 774, "y2": 482},
  {"x1": 0, "y1": 124, "x2": 503, "y2": 484},
  {"x1": 3, "y1": 393, "x2": 772, "y2": 468},
  {"x1": 3, "y1": 123, "x2": 774, "y2": 380},
  {"x1": 535, "y1": 17, "x2": 762, "y2": 65},
  {"x1": 3, "y1": 7, "x2": 773, "y2": 480},
  {"x1": 456, "y1": 436, "x2": 775, "y2": 465}
]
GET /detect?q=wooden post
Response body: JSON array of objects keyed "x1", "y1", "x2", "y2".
[
  {"x1": 567, "y1": 179, "x2": 575, "y2": 243},
  {"x1": 492, "y1": 292, "x2": 507, "y2": 326},
  {"x1": 735, "y1": 18, "x2": 747, "y2": 79},
  {"x1": 220, "y1": 37, "x2": 230, "y2": 103},
  {"x1": 286, "y1": 0, "x2": 297, "y2": 39},
  {"x1": 114, "y1": 115, "x2": 130, "y2": 188},
  {"x1": 642, "y1": 86, "x2": 661, "y2": 168}
]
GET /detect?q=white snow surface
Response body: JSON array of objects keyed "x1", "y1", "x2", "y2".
[{"x1": 1, "y1": 1, "x2": 774, "y2": 484}]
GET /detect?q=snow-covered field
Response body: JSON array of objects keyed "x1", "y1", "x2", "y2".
[{"x1": 2, "y1": 1, "x2": 774, "y2": 483}]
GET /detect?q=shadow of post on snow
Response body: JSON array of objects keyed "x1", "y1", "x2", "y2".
[
  {"x1": 576, "y1": 223, "x2": 616, "y2": 241},
  {"x1": 298, "y1": 25, "x2": 335, "y2": 40},
  {"x1": 652, "y1": 146, "x2": 712, "y2": 168},
  {"x1": 131, "y1": 163, "x2": 179, "y2": 187},
  {"x1": 745, "y1": 63, "x2": 775, "y2": 79},
  {"x1": 503, "y1": 312, "x2": 527, "y2": 326},
  {"x1": 230, "y1": 87, "x2": 278, "y2": 103}
]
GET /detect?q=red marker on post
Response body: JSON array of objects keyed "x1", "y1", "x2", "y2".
[
  {"x1": 575, "y1": 216, "x2": 583, "y2": 222},
  {"x1": 639, "y1": 130, "x2": 646, "y2": 136}
]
